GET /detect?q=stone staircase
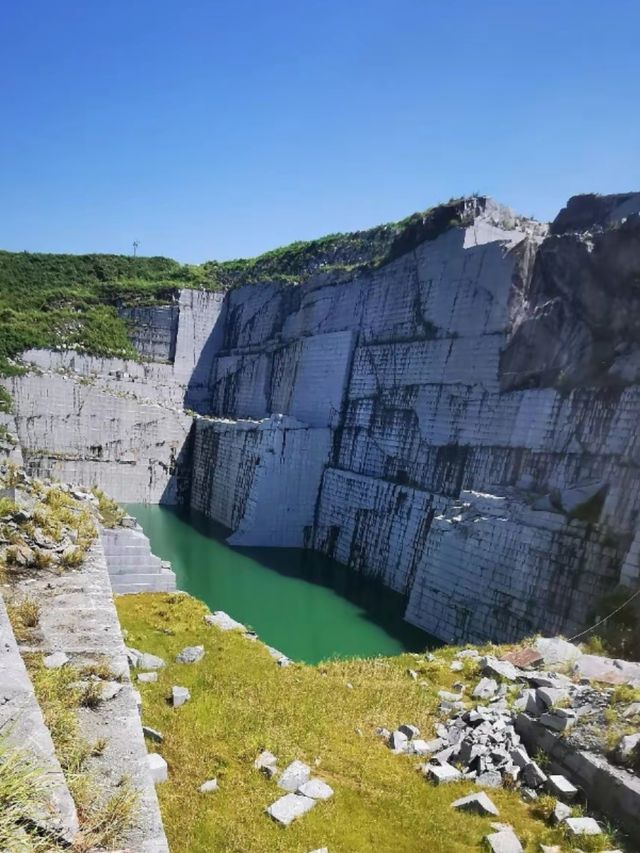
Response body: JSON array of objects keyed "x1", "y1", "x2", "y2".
[{"x1": 102, "y1": 524, "x2": 177, "y2": 594}]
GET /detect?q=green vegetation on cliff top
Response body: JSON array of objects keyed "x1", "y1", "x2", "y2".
[
  {"x1": 115, "y1": 592, "x2": 618, "y2": 853},
  {"x1": 0, "y1": 197, "x2": 473, "y2": 371}
]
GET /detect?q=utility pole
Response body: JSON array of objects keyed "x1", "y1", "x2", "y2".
[{"x1": 132, "y1": 240, "x2": 140, "y2": 258}]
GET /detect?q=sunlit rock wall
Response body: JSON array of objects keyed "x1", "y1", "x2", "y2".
[
  {"x1": 190, "y1": 415, "x2": 331, "y2": 547},
  {"x1": 4, "y1": 193, "x2": 640, "y2": 645}
]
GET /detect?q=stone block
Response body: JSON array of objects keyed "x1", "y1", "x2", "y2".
[
  {"x1": 297, "y1": 779, "x2": 334, "y2": 800},
  {"x1": 278, "y1": 760, "x2": 311, "y2": 792},
  {"x1": 266, "y1": 793, "x2": 316, "y2": 826},
  {"x1": 452, "y1": 791, "x2": 499, "y2": 816},
  {"x1": 147, "y1": 753, "x2": 168, "y2": 784}
]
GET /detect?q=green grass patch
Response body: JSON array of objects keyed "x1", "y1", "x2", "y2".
[
  {"x1": 116, "y1": 592, "x2": 580, "y2": 853},
  {"x1": 0, "y1": 197, "x2": 477, "y2": 372}
]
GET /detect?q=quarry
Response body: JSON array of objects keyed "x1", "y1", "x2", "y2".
[{"x1": 1, "y1": 191, "x2": 640, "y2": 851}]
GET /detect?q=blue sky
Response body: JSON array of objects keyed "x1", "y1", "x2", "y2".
[{"x1": 1, "y1": 0, "x2": 638, "y2": 263}]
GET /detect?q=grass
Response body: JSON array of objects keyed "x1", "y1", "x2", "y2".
[
  {"x1": 91, "y1": 487, "x2": 125, "y2": 528},
  {"x1": 0, "y1": 197, "x2": 477, "y2": 376},
  {"x1": 25, "y1": 657, "x2": 137, "y2": 850},
  {"x1": 114, "y1": 592, "x2": 610, "y2": 853},
  {"x1": 0, "y1": 736, "x2": 66, "y2": 852},
  {"x1": 7, "y1": 596, "x2": 41, "y2": 640}
]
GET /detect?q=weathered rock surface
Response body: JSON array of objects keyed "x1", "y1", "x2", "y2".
[{"x1": 266, "y1": 793, "x2": 316, "y2": 826}]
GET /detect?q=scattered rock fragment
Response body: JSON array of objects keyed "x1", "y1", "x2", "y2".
[
  {"x1": 175, "y1": 645, "x2": 204, "y2": 664},
  {"x1": 137, "y1": 672, "x2": 158, "y2": 683},
  {"x1": 522, "y1": 761, "x2": 547, "y2": 788},
  {"x1": 43, "y1": 651, "x2": 69, "y2": 669},
  {"x1": 623, "y1": 702, "x2": 640, "y2": 718},
  {"x1": 100, "y1": 681, "x2": 122, "y2": 701},
  {"x1": 480, "y1": 656, "x2": 519, "y2": 682},
  {"x1": 297, "y1": 779, "x2": 334, "y2": 800},
  {"x1": 546, "y1": 774, "x2": 577, "y2": 800},
  {"x1": 452, "y1": 792, "x2": 499, "y2": 816},
  {"x1": 204, "y1": 611, "x2": 245, "y2": 631},
  {"x1": 254, "y1": 750, "x2": 278, "y2": 778},
  {"x1": 425, "y1": 762, "x2": 461, "y2": 784},
  {"x1": 388, "y1": 730, "x2": 409, "y2": 753},
  {"x1": 136, "y1": 651, "x2": 165, "y2": 670},
  {"x1": 147, "y1": 753, "x2": 168, "y2": 783},
  {"x1": 398, "y1": 723, "x2": 420, "y2": 739},
  {"x1": 266, "y1": 793, "x2": 316, "y2": 826},
  {"x1": 473, "y1": 677, "x2": 498, "y2": 700},
  {"x1": 564, "y1": 816, "x2": 602, "y2": 836},
  {"x1": 501, "y1": 648, "x2": 543, "y2": 669},
  {"x1": 278, "y1": 760, "x2": 311, "y2": 792},
  {"x1": 199, "y1": 779, "x2": 218, "y2": 793},
  {"x1": 551, "y1": 801, "x2": 572, "y2": 824},
  {"x1": 407, "y1": 668, "x2": 418, "y2": 680},
  {"x1": 484, "y1": 829, "x2": 523, "y2": 853},
  {"x1": 172, "y1": 685, "x2": 190, "y2": 707},
  {"x1": 476, "y1": 770, "x2": 502, "y2": 789},
  {"x1": 450, "y1": 661, "x2": 463, "y2": 672},
  {"x1": 143, "y1": 726, "x2": 164, "y2": 743},
  {"x1": 533, "y1": 637, "x2": 580, "y2": 666}
]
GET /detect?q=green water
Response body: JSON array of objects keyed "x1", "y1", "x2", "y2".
[{"x1": 126, "y1": 504, "x2": 437, "y2": 664}]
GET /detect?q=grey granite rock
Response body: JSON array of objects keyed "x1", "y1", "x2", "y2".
[
  {"x1": 147, "y1": 753, "x2": 168, "y2": 784},
  {"x1": 199, "y1": 779, "x2": 218, "y2": 793},
  {"x1": 452, "y1": 791, "x2": 499, "y2": 816},
  {"x1": 297, "y1": 778, "x2": 334, "y2": 800},
  {"x1": 172, "y1": 686, "x2": 190, "y2": 707},
  {"x1": 484, "y1": 830, "x2": 523, "y2": 852},
  {"x1": 278, "y1": 760, "x2": 311, "y2": 792},
  {"x1": 266, "y1": 793, "x2": 316, "y2": 826},
  {"x1": 42, "y1": 651, "x2": 69, "y2": 669},
  {"x1": 175, "y1": 645, "x2": 204, "y2": 664}
]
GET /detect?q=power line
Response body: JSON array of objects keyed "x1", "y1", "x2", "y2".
[{"x1": 567, "y1": 586, "x2": 640, "y2": 642}]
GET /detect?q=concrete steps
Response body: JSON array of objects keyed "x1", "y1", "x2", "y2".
[{"x1": 101, "y1": 524, "x2": 176, "y2": 594}]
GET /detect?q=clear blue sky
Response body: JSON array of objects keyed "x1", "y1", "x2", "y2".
[{"x1": 1, "y1": 1, "x2": 638, "y2": 263}]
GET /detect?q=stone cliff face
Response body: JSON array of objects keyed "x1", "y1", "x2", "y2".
[{"x1": 2, "y1": 193, "x2": 639, "y2": 645}]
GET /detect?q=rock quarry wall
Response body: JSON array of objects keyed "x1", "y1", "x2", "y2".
[{"x1": 3, "y1": 193, "x2": 640, "y2": 644}]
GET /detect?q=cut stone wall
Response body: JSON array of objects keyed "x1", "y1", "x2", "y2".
[
  {"x1": 190, "y1": 415, "x2": 331, "y2": 547},
  {"x1": 4, "y1": 194, "x2": 640, "y2": 645}
]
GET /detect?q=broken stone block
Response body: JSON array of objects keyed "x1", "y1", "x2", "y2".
[
  {"x1": 388, "y1": 730, "x2": 409, "y2": 753},
  {"x1": 398, "y1": 723, "x2": 420, "y2": 739},
  {"x1": 501, "y1": 648, "x2": 543, "y2": 669},
  {"x1": 564, "y1": 816, "x2": 602, "y2": 836},
  {"x1": 522, "y1": 761, "x2": 547, "y2": 788},
  {"x1": 42, "y1": 651, "x2": 69, "y2": 669},
  {"x1": 137, "y1": 672, "x2": 158, "y2": 683},
  {"x1": 438, "y1": 690, "x2": 461, "y2": 702},
  {"x1": 623, "y1": 702, "x2": 640, "y2": 718},
  {"x1": 450, "y1": 661, "x2": 463, "y2": 672},
  {"x1": 540, "y1": 709, "x2": 576, "y2": 732},
  {"x1": 536, "y1": 687, "x2": 570, "y2": 708},
  {"x1": 546, "y1": 774, "x2": 578, "y2": 800},
  {"x1": 520, "y1": 787, "x2": 538, "y2": 802},
  {"x1": 266, "y1": 793, "x2": 316, "y2": 826},
  {"x1": 484, "y1": 829, "x2": 523, "y2": 852},
  {"x1": 172, "y1": 685, "x2": 190, "y2": 707},
  {"x1": 100, "y1": 681, "x2": 122, "y2": 701},
  {"x1": 480, "y1": 657, "x2": 519, "y2": 682},
  {"x1": 199, "y1": 778, "x2": 218, "y2": 793},
  {"x1": 551, "y1": 801, "x2": 572, "y2": 824},
  {"x1": 533, "y1": 637, "x2": 581, "y2": 666},
  {"x1": 147, "y1": 752, "x2": 168, "y2": 783},
  {"x1": 175, "y1": 645, "x2": 204, "y2": 664},
  {"x1": 408, "y1": 739, "x2": 432, "y2": 755},
  {"x1": 297, "y1": 778, "x2": 334, "y2": 800},
  {"x1": 452, "y1": 791, "x2": 499, "y2": 816},
  {"x1": 143, "y1": 726, "x2": 163, "y2": 743},
  {"x1": 616, "y1": 732, "x2": 640, "y2": 760},
  {"x1": 137, "y1": 651, "x2": 165, "y2": 670},
  {"x1": 254, "y1": 749, "x2": 278, "y2": 777},
  {"x1": 476, "y1": 770, "x2": 502, "y2": 789},
  {"x1": 278, "y1": 760, "x2": 311, "y2": 792},
  {"x1": 473, "y1": 677, "x2": 499, "y2": 700},
  {"x1": 425, "y1": 762, "x2": 461, "y2": 784},
  {"x1": 204, "y1": 610, "x2": 245, "y2": 631},
  {"x1": 509, "y1": 747, "x2": 530, "y2": 768}
]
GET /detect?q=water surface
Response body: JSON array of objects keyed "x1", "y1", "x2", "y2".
[{"x1": 126, "y1": 504, "x2": 437, "y2": 663}]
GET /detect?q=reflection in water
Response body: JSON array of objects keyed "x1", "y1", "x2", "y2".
[{"x1": 126, "y1": 504, "x2": 438, "y2": 664}]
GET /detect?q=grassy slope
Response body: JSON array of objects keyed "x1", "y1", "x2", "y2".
[
  {"x1": 0, "y1": 197, "x2": 472, "y2": 372},
  {"x1": 115, "y1": 593, "x2": 609, "y2": 853}
]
